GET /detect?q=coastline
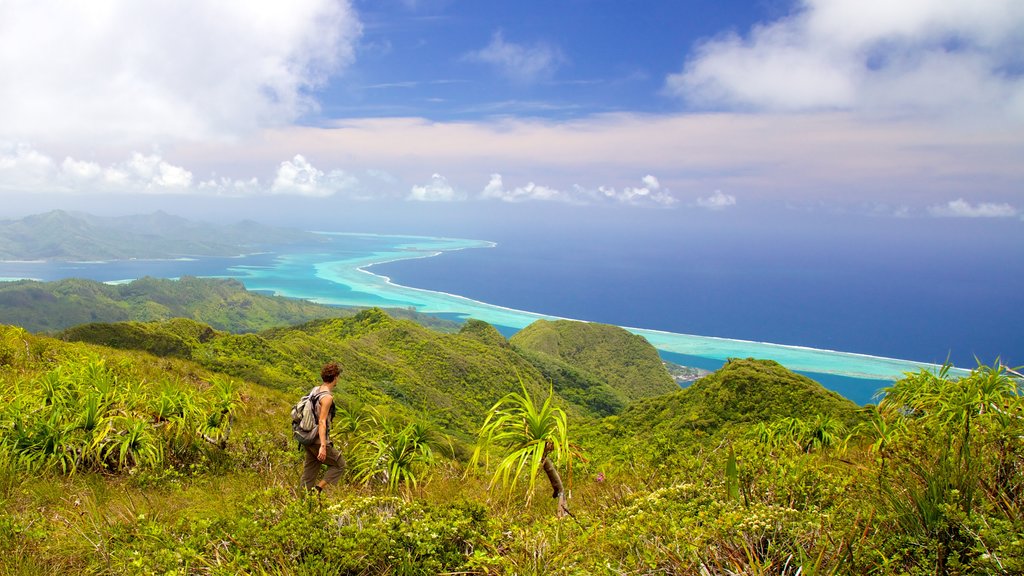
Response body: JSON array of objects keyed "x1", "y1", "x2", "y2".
[{"x1": 0, "y1": 232, "x2": 968, "y2": 384}]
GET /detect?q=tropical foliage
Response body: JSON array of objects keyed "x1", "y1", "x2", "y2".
[
  {"x1": 512, "y1": 319, "x2": 678, "y2": 412},
  {"x1": 470, "y1": 384, "x2": 576, "y2": 517},
  {"x1": 0, "y1": 326, "x2": 240, "y2": 477},
  {"x1": 0, "y1": 307, "x2": 1021, "y2": 575}
]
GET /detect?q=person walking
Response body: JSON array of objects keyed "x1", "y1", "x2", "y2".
[{"x1": 300, "y1": 361, "x2": 345, "y2": 493}]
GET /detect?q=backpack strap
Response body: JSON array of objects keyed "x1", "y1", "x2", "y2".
[
  {"x1": 308, "y1": 386, "x2": 324, "y2": 417},
  {"x1": 308, "y1": 387, "x2": 334, "y2": 423}
]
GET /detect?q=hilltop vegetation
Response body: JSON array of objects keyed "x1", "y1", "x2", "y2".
[
  {"x1": 511, "y1": 319, "x2": 678, "y2": 416},
  {"x1": 1, "y1": 307, "x2": 1022, "y2": 574},
  {"x1": 0, "y1": 276, "x2": 461, "y2": 334},
  {"x1": 607, "y1": 357, "x2": 861, "y2": 441},
  {"x1": 58, "y1": 310, "x2": 648, "y2": 441}
]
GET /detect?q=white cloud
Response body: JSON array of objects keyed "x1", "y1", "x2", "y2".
[
  {"x1": 464, "y1": 31, "x2": 565, "y2": 83},
  {"x1": 479, "y1": 173, "x2": 675, "y2": 206},
  {"x1": 597, "y1": 175, "x2": 677, "y2": 206},
  {"x1": 2, "y1": 144, "x2": 378, "y2": 198},
  {"x1": 1, "y1": 144, "x2": 197, "y2": 194},
  {"x1": 928, "y1": 198, "x2": 1018, "y2": 218},
  {"x1": 0, "y1": 0, "x2": 362, "y2": 146},
  {"x1": 409, "y1": 173, "x2": 462, "y2": 201},
  {"x1": 0, "y1": 143, "x2": 57, "y2": 190},
  {"x1": 479, "y1": 173, "x2": 570, "y2": 203},
  {"x1": 271, "y1": 155, "x2": 360, "y2": 198},
  {"x1": 666, "y1": 0, "x2": 1024, "y2": 121},
  {"x1": 126, "y1": 153, "x2": 193, "y2": 190},
  {"x1": 696, "y1": 190, "x2": 737, "y2": 210},
  {"x1": 272, "y1": 155, "x2": 325, "y2": 197},
  {"x1": 198, "y1": 177, "x2": 263, "y2": 198}
]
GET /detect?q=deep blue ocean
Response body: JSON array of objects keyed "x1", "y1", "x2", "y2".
[
  {"x1": 1, "y1": 207, "x2": 1020, "y2": 404},
  {"x1": 370, "y1": 209, "x2": 1024, "y2": 369}
]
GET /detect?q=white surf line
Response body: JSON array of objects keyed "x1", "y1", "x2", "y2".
[{"x1": 320, "y1": 235, "x2": 960, "y2": 381}]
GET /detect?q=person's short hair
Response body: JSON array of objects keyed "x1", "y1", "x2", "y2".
[{"x1": 321, "y1": 361, "x2": 341, "y2": 382}]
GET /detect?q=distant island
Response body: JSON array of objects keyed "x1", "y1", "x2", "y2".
[{"x1": 0, "y1": 209, "x2": 323, "y2": 261}]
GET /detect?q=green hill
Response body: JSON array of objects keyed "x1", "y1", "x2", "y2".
[
  {"x1": 0, "y1": 276, "x2": 459, "y2": 334},
  {"x1": 4, "y1": 314, "x2": 1022, "y2": 574},
  {"x1": 605, "y1": 357, "x2": 861, "y2": 442},
  {"x1": 510, "y1": 319, "x2": 677, "y2": 415},
  {"x1": 0, "y1": 276, "x2": 342, "y2": 333},
  {"x1": 60, "y1": 308, "x2": 558, "y2": 441}
]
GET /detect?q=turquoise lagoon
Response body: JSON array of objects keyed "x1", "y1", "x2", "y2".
[
  {"x1": 0, "y1": 231, "x2": 962, "y2": 403},
  {"x1": 214, "y1": 233, "x2": 959, "y2": 403}
]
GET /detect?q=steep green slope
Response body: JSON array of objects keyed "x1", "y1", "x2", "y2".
[
  {"x1": 0, "y1": 276, "x2": 459, "y2": 334},
  {"x1": 605, "y1": 358, "x2": 860, "y2": 441},
  {"x1": 61, "y1": 309, "x2": 557, "y2": 440},
  {"x1": 510, "y1": 319, "x2": 677, "y2": 415},
  {"x1": 0, "y1": 276, "x2": 344, "y2": 333}
]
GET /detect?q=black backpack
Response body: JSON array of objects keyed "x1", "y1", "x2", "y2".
[{"x1": 290, "y1": 387, "x2": 326, "y2": 445}]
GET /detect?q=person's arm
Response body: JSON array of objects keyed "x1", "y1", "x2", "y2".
[{"x1": 316, "y1": 394, "x2": 333, "y2": 462}]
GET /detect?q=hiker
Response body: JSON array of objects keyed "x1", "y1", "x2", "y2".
[{"x1": 300, "y1": 361, "x2": 345, "y2": 493}]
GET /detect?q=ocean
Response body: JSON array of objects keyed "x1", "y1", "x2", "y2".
[
  {"x1": 370, "y1": 210, "x2": 1024, "y2": 371},
  {"x1": 1, "y1": 210, "x2": 1020, "y2": 405}
]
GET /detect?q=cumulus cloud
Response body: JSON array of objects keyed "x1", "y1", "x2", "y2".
[
  {"x1": 479, "y1": 173, "x2": 570, "y2": 203},
  {"x1": 0, "y1": 143, "x2": 56, "y2": 190},
  {"x1": 125, "y1": 154, "x2": 193, "y2": 190},
  {"x1": 270, "y1": 154, "x2": 359, "y2": 198},
  {"x1": 1, "y1": 144, "x2": 197, "y2": 194},
  {"x1": 928, "y1": 198, "x2": 1018, "y2": 218},
  {"x1": 58, "y1": 152, "x2": 193, "y2": 193},
  {"x1": 0, "y1": 0, "x2": 362, "y2": 145},
  {"x1": 479, "y1": 173, "x2": 676, "y2": 206},
  {"x1": 464, "y1": 31, "x2": 565, "y2": 83},
  {"x1": 409, "y1": 173, "x2": 462, "y2": 201},
  {"x1": 666, "y1": 0, "x2": 1024, "y2": 120},
  {"x1": 696, "y1": 190, "x2": 737, "y2": 210},
  {"x1": 0, "y1": 144, "x2": 379, "y2": 198},
  {"x1": 197, "y1": 177, "x2": 263, "y2": 198},
  {"x1": 597, "y1": 175, "x2": 677, "y2": 206}
]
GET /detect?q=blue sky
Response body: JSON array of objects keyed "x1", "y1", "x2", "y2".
[
  {"x1": 0, "y1": 0, "x2": 1022, "y2": 225},
  {"x1": 324, "y1": 0, "x2": 769, "y2": 120}
]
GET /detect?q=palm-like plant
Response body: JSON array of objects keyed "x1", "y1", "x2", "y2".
[
  {"x1": 106, "y1": 417, "x2": 163, "y2": 470},
  {"x1": 874, "y1": 361, "x2": 1023, "y2": 563},
  {"x1": 354, "y1": 421, "x2": 436, "y2": 498},
  {"x1": 470, "y1": 384, "x2": 573, "y2": 518}
]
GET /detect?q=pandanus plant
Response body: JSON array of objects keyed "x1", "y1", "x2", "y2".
[
  {"x1": 353, "y1": 411, "x2": 438, "y2": 498},
  {"x1": 470, "y1": 383, "x2": 574, "y2": 518}
]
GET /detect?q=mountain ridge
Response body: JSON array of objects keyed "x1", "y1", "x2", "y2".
[{"x1": 0, "y1": 210, "x2": 323, "y2": 261}]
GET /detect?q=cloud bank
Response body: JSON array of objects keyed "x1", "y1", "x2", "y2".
[
  {"x1": 928, "y1": 198, "x2": 1019, "y2": 218},
  {"x1": 409, "y1": 174, "x2": 463, "y2": 202},
  {"x1": 0, "y1": 144, "x2": 195, "y2": 195},
  {"x1": 480, "y1": 174, "x2": 676, "y2": 206},
  {"x1": 667, "y1": 0, "x2": 1024, "y2": 122},
  {"x1": 0, "y1": 0, "x2": 362, "y2": 146},
  {"x1": 696, "y1": 190, "x2": 737, "y2": 210}
]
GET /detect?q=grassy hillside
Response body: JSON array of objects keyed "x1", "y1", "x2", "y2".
[
  {"x1": 0, "y1": 276, "x2": 342, "y2": 333},
  {"x1": 60, "y1": 309, "x2": 560, "y2": 442},
  {"x1": 0, "y1": 276, "x2": 459, "y2": 334},
  {"x1": 3, "y1": 316, "x2": 1022, "y2": 574},
  {"x1": 511, "y1": 319, "x2": 678, "y2": 415},
  {"x1": 616, "y1": 357, "x2": 860, "y2": 433},
  {"x1": 589, "y1": 358, "x2": 863, "y2": 462}
]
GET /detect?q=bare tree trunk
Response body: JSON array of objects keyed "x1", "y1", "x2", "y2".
[{"x1": 542, "y1": 441, "x2": 568, "y2": 518}]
